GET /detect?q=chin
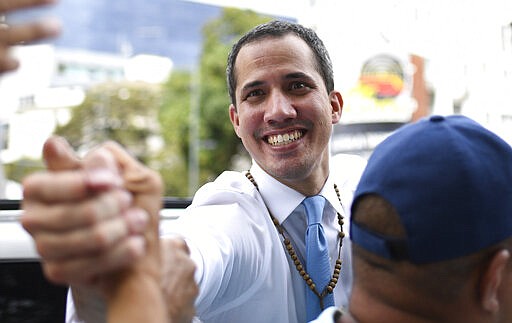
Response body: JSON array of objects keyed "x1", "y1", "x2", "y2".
[{"x1": 268, "y1": 162, "x2": 311, "y2": 182}]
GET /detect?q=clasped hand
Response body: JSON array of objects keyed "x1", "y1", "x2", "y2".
[{"x1": 22, "y1": 136, "x2": 162, "y2": 288}]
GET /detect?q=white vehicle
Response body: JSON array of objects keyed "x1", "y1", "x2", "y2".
[{"x1": 0, "y1": 198, "x2": 189, "y2": 323}]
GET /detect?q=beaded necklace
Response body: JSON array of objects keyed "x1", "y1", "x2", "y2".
[{"x1": 245, "y1": 171, "x2": 345, "y2": 310}]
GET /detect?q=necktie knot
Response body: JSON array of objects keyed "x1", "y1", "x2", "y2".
[{"x1": 303, "y1": 195, "x2": 325, "y2": 225}]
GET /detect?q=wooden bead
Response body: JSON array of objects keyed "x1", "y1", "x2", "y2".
[{"x1": 244, "y1": 171, "x2": 345, "y2": 303}]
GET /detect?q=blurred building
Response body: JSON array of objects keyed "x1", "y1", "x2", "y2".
[
  {"x1": 1, "y1": 0, "x2": 511, "y2": 197},
  {"x1": 0, "y1": 0, "x2": 223, "y2": 198},
  {"x1": 190, "y1": 0, "x2": 512, "y2": 155}
]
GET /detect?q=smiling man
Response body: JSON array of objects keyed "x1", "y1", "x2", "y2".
[{"x1": 22, "y1": 20, "x2": 366, "y2": 323}]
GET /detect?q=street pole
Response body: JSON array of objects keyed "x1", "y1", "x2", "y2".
[
  {"x1": 188, "y1": 66, "x2": 200, "y2": 196},
  {"x1": 0, "y1": 121, "x2": 6, "y2": 199}
]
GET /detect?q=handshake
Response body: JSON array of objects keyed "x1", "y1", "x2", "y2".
[{"x1": 22, "y1": 137, "x2": 197, "y2": 323}]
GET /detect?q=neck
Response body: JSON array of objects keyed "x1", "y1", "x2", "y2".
[
  {"x1": 349, "y1": 284, "x2": 483, "y2": 323},
  {"x1": 273, "y1": 166, "x2": 329, "y2": 196},
  {"x1": 256, "y1": 154, "x2": 330, "y2": 196}
]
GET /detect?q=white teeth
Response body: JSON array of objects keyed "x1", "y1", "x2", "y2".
[{"x1": 267, "y1": 130, "x2": 303, "y2": 146}]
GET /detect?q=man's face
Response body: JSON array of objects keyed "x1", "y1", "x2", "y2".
[{"x1": 229, "y1": 34, "x2": 342, "y2": 193}]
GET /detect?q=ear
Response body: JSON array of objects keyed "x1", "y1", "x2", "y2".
[
  {"x1": 329, "y1": 91, "x2": 343, "y2": 124},
  {"x1": 229, "y1": 104, "x2": 241, "y2": 138},
  {"x1": 480, "y1": 249, "x2": 510, "y2": 313}
]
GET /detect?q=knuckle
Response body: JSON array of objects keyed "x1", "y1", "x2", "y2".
[
  {"x1": 191, "y1": 284, "x2": 199, "y2": 297},
  {"x1": 21, "y1": 174, "x2": 43, "y2": 197},
  {"x1": 20, "y1": 211, "x2": 35, "y2": 232},
  {"x1": 48, "y1": 206, "x2": 67, "y2": 225},
  {"x1": 81, "y1": 202, "x2": 100, "y2": 225},
  {"x1": 43, "y1": 263, "x2": 66, "y2": 284},
  {"x1": 169, "y1": 237, "x2": 188, "y2": 251},
  {"x1": 35, "y1": 242, "x2": 48, "y2": 258},
  {"x1": 34, "y1": 237, "x2": 54, "y2": 259},
  {"x1": 90, "y1": 226, "x2": 111, "y2": 250}
]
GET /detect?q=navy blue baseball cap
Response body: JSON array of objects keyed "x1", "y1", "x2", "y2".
[{"x1": 350, "y1": 115, "x2": 512, "y2": 264}]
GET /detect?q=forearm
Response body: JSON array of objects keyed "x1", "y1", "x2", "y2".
[{"x1": 105, "y1": 270, "x2": 167, "y2": 323}]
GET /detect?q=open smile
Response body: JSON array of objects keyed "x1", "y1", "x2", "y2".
[{"x1": 266, "y1": 130, "x2": 304, "y2": 146}]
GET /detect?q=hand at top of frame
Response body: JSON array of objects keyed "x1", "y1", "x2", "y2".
[{"x1": 0, "y1": 0, "x2": 61, "y2": 73}]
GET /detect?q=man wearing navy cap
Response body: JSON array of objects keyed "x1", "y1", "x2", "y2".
[{"x1": 313, "y1": 114, "x2": 512, "y2": 323}]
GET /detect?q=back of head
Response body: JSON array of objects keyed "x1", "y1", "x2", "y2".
[
  {"x1": 349, "y1": 115, "x2": 512, "y2": 321},
  {"x1": 351, "y1": 115, "x2": 512, "y2": 264},
  {"x1": 225, "y1": 20, "x2": 334, "y2": 106}
]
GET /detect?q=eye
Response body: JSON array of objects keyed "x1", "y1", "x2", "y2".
[
  {"x1": 289, "y1": 81, "x2": 313, "y2": 93},
  {"x1": 244, "y1": 89, "x2": 265, "y2": 101},
  {"x1": 290, "y1": 82, "x2": 307, "y2": 90}
]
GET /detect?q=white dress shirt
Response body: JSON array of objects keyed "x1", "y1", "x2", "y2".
[
  {"x1": 66, "y1": 154, "x2": 366, "y2": 323},
  {"x1": 166, "y1": 154, "x2": 365, "y2": 323}
]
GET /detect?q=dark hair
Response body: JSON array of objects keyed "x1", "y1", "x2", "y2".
[
  {"x1": 351, "y1": 194, "x2": 508, "y2": 302},
  {"x1": 226, "y1": 20, "x2": 334, "y2": 106}
]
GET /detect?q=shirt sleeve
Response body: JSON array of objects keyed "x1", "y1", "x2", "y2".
[
  {"x1": 66, "y1": 287, "x2": 106, "y2": 323},
  {"x1": 163, "y1": 180, "x2": 274, "y2": 319}
]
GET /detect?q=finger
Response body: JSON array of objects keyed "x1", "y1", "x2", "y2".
[
  {"x1": 43, "y1": 136, "x2": 81, "y2": 171},
  {"x1": 22, "y1": 170, "x2": 89, "y2": 202},
  {"x1": 0, "y1": 53, "x2": 19, "y2": 72},
  {"x1": 31, "y1": 211, "x2": 147, "y2": 261},
  {"x1": 162, "y1": 236, "x2": 190, "y2": 255},
  {"x1": 100, "y1": 142, "x2": 163, "y2": 232},
  {"x1": 0, "y1": 18, "x2": 61, "y2": 45},
  {"x1": 21, "y1": 188, "x2": 135, "y2": 232},
  {"x1": 41, "y1": 236, "x2": 146, "y2": 286},
  {"x1": 101, "y1": 141, "x2": 162, "y2": 194},
  {"x1": 161, "y1": 238, "x2": 198, "y2": 322},
  {"x1": 83, "y1": 145, "x2": 119, "y2": 173},
  {"x1": 0, "y1": 0, "x2": 56, "y2": 12},
  {"x1": 22, "y1": 167, "x2": 123, "y2": 203}
]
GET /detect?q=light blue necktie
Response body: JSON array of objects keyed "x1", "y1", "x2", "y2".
[{"x1": 303, "y1": 195, "x2": 334, "y2": 322}]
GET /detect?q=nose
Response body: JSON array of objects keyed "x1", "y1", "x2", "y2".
[{"x1": 263, "y1": 90, "x2": 297, "y2": 124}]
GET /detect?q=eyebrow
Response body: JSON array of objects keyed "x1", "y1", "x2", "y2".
[
  {"x1": 241, "y1": 72, "x2": 314, "y2": 92},
  {"x1": 241, "y1": 80, "x2": 265, "y2": 93},
  {"x1": 284, "y1": 72, "x2": 311, "y2": 81}
]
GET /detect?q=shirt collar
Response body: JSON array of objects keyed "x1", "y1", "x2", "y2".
[
  {"x1": 321, "y1": 172, "x2": 345, "y2": 216},
  {"x1": 249, "y1": 160, "x2": 345, "y2": 223}
]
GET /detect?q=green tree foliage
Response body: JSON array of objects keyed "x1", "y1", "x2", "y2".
[
  {"x1": 158, "y1": 8, "x2": 273, "y2": 196},
  {"x1": 55, "y1": 82, "x2": 162, "y2": 164},
  {"x1": 157, "y1": 70, "x2": 192, "y2": 196},
  {"x1": 4, "y1": 158, "x2": 44, "y2": 185},
  {"x1": 198, "y1": 9, "x2": 272, "y2": 179}
]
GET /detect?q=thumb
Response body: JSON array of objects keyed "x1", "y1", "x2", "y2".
[{"x1": 43, "y1": 136, "x2": 81, "y2": 171}]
